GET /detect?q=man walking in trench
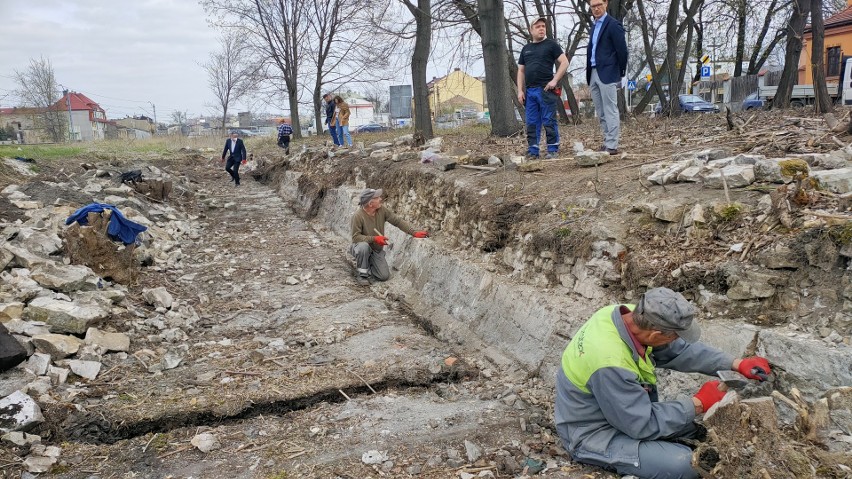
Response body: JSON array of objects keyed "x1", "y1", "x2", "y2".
[
  {"x1": 221, "y1": 130, "x2": 248, "y2": 186},
  {"x1": 517, "y1": 17, "x2": 569, "y2": 160},
  {"x1": 586, "y1": 0, "x2": 628, "y2": 155}
]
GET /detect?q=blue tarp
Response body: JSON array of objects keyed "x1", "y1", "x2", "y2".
[{"x1": 65, "y1": 203, "x2": 148, "y2": 245}]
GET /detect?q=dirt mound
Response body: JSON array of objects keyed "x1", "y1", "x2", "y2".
[
  {"x1": 63, "y1": 210, "x2": 138, "y2": 284},
  {"x1": 694, "y1": 390, "x2": 852, "y2": 478}
]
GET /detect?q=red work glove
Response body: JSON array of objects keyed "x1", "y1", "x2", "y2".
[
  {"x1": 737, "y1": 357, "x2": 771, "y2": 381},
  {"x1": 413, "y1": 231, "x2": 429, "y2": 238},
  {"x1": 373, "y1": 236, "x2": 388, "y2": 246},
  {"x1": 694, "y1": 380, "x2": 726, "y2": 412},
  {"x1": 220, "y1": 157, "x2": 225, "y2": 164},
  {"x1": 241, "y1": 159, "x2": 247, "y2": 165}
]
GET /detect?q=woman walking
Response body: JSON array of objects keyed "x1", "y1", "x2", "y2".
[{"x1": 332, "y1": 96, "x2": 353, "y2": 147}]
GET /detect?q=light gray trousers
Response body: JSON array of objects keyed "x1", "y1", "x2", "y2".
[
  {"x1": 576, "y1": 440, "x2": 698, "y2": 479},
  {"x1": 589, "y1": 69, "x2": 620, "y2": 150},
  {"x1": 350, "y1": 242, "x2": 390, "y2": 281}
]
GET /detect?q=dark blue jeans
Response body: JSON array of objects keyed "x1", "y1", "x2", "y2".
[
  {"x1": 525, "y1": 87, "x2": 560, "y2": 156},
  {"x1": 328, "y1": 123, "x2": 341, "y2": 146}
]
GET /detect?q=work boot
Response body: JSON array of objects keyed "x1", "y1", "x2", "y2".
[
  {"x1": 545, "y1": 152, "x2": 558, "y2": 159},
  {"x1": 606, "y1": 148, "x2": 621, "y2": 155},
  {"x1": 355, "y1": 275, "x2": 370, "y2": 286},
  {"x1": 525, "y1": 153, "x2": 540, "y2": 161}
]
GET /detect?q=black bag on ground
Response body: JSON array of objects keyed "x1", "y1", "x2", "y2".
[{"x1": 0, "y1": 323, "x2": 27, "y2": 372}]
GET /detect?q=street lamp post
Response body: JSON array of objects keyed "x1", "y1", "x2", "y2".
[{"x1": 148, "y1": 101, "x2": 157, "y2": 135}]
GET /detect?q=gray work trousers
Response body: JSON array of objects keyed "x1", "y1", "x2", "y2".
[
  {"x1": 577, "y1": 439, "x2": 698, "y2": 479},
  {"x1": 589, "y1": 69, "x2": 620, "y2": 150},
  {"x1": 350, "y1": 242, "x2": 390, "y2": 281}
]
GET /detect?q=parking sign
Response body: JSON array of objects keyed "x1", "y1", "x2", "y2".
[{"x1": 701, "y1": 66, "x2": 711, "y2": 78}]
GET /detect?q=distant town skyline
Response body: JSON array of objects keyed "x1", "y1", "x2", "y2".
[{"x1": 0, "y1": 1, "x2": 486, "y2": 124}]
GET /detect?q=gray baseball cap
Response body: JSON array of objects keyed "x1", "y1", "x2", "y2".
[
  {"x1": 359, "y1": 188, "x2": 383, "y2": 206},
  {"x1": 635, "y1": 287, "x2": 701, "y2": 342}
]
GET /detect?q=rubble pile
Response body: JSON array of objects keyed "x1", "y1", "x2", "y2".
[{"x1": 0, "y1": 163, "x2": 202, "y2": 473}]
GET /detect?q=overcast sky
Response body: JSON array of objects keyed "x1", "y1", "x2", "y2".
[{"x1": 0, "y1": 1, "x2": 488, "y2": 124}]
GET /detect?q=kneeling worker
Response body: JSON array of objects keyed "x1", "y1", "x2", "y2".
[
  {"x1": 350, "y1": 188, "x2": 429, "y2": 286},
  {"x1": 555, "y1": 287, "x2": 771, "y2": 479}
]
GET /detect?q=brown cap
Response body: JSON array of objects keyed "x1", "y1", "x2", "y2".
[{"x1": 532, "y1": 17, "x2": 548, "y2": 26}]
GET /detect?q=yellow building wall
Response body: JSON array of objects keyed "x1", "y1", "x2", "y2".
[
  {"x1": 428, "y1": 70, "x2": 486, "y2": 114},
  {"x1": 799, "y1": 24, "x2": 852, "y2": 84}
]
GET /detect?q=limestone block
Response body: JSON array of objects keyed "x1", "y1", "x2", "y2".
[
  {"x1": 702, "y1": 164, "x2": 756, "y2": 189},
  {"x1": 1, "y1": 244, "x2": 50, "y2": 269},
  {"x1": 84, "y1": 327, "x2": 130, "y2": 352},
  {"x1": 0, "y1": 302, "x2": 25, "y2": 322},
  {"x1": 724, "y1": 266, "x2": 784, "y2": 300},
  {"x1": 576, "y1": 151, "x2": 611, "y2": 167},
  {"x1": 811, "y1": 168, "x2": 852, "y2": 194},
  {"x1": 754, "y1": 244, "x2": 799, "y2": 270},
  {"x1": 66, "y1": 360, "x2": 101, "y2": 380},
  {"x1": 754, "y1": 158, "x2": 791, "y2": 183},
  {"x1": 677, "y1": 166, "x2": 703, "y2": 182},
  {"x1": 0, "y1": 391, "x2": 43, "y2": 433},
  {"x1": 30, "y1": 263, "x2": 99, "y2": 293},
  {"x1": 142, "y1": 287, "x2": 173, "y2": 309},
  {"x1": 758, "y1": 332, "x2": 852, "y2": 398},
  {"x1": 31, "y1": 333, "x2": 84, "y2": 360},
  {"x1": 24, "y1": 297, "x2": 109, "y2": 335},
  {"x1": 652, "y1": 199, "x2": 690, "y2": 223}
]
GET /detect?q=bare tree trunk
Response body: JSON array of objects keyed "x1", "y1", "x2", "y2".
[
  {"x1": 691, "y1": 19, "x2": 704, "y2": 90},
  {"x1": 634, "y1": 0, "x2": 669, "y2": 113},
  {"x1": 405, "y1": 0, "x2": 434, "y2": 139},
  {"x1": 733, "y1": 0, "x2": 747, "y2": 77},
  {"x1": 478, "y1": 0, "x2": 520, "y2": 136},
  {"x1": 773, "y1": 0, "x2": 811, "y2": 109},
  {"x1": 664, "y1": 0, "x2": 682, "y2": 115},
  {"x1": 811, "y1": 0, "x2": 832, "y2": 113}
]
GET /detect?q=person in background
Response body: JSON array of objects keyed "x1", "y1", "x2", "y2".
[
  {"x1": 221, "y1": 130, "x2": 247, "y2": 186},
  {"x1": 277, "y1": 119, "x2": 293, "y2": 154},
  {"x1": 332, "y1": 95, "x2": 353, "y2": 147},
  {"x1": 323, "y1": 93, "x2": 341, "y2": 147}
]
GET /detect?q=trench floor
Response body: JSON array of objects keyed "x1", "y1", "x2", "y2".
[{"x1": 26, "y1": 161, "x2": 612, "y2": 479}]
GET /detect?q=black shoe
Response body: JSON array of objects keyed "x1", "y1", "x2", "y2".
[
  {"x1": 355, "y1": 275, "x2": 370, "y2": 286},
  {"x1": 606, "y1": 148, "x2": 621, "y2": 155}
]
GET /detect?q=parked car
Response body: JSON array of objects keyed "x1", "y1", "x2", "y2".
[
  {"x1": 654, "y1": 94, "x2": 720, "y2": 114},
  {"x1": 742, "y1": 92, "x2": 764, "y2": 110},
  {"x1": 353, "y1": 123, "x2": 389, "y2": 133}
]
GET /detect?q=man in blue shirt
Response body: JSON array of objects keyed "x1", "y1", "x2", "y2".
[
  {"x1": 586, "y1": 0, "x2": 628, "y2": 155},
  {"x1": 517, "y1": 17, "x2": 569, "y2": 160},
  {"x1": 277, "y1": 119, "x2": 293, "y2": 154}
]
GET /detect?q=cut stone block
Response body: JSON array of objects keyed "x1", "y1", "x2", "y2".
[
  {"x1": 24, "y1": 297, "x2": 109, "y2": 335},
  {"x1": 702, "y1": 164, "x2": 756, "y2": 189}
]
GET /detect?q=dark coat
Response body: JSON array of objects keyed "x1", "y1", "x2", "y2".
[
  {"x1": 585, "y1": 14, "x2": 628, "y2": 85},
  {"x1": 222, "y1": 138, "x2": 247, "y2": 162}
]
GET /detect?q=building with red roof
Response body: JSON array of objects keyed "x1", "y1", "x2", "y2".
[{"x1": 52, "y1": 91, "x2": 108, "y2": 141}]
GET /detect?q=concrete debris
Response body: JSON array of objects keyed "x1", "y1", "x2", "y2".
[
  {"x1": 0, "y1": 391, "x2": 44, "y2": 433},
  {"x1": 702, "y1": 164, "x2": 755, "y2": 189},
  {"x1": 285, "y1": 276, "x2": 300, "y2": 285},
  {"x1": 31, "y1": 333, "x2": 84, "y2": 360},
  {"x1": 23, "y1": 444, "x2": 61, "y2": 473},
  {"x1": 161, "y1": 349, "x2": 184, "y2": 370},
  {"x1": 191, "y1": 432, "x2": 221, "y2": 453}
]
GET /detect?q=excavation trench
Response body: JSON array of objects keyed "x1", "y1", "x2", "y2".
[{"x1": 57, "y1": 371, "x2": 466, "y2": 445}]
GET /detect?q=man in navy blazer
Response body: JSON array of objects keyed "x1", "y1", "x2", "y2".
[
  {"x1": 586, "y1": 0, "x2": 628, "y2": 155},
  {"x1": 221, "y1": 131, "x2": 248, "y2": 186}
]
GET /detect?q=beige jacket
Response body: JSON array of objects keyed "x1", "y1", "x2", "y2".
[{"x1": 332, "y1": 102, "x2": 351, "y2": 126}]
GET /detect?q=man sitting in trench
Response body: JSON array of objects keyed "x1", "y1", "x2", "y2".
[
  {"x1": 555, "y1": 287, "x2": 772, "y2": 479},
  {"x1": 350, "y1": 188, "x2": 429, "y2": 286}
]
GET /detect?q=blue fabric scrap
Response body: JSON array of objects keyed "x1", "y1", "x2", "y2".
[{"x1": 65, "y1": 203, "x2": 148, "y2": 245}]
